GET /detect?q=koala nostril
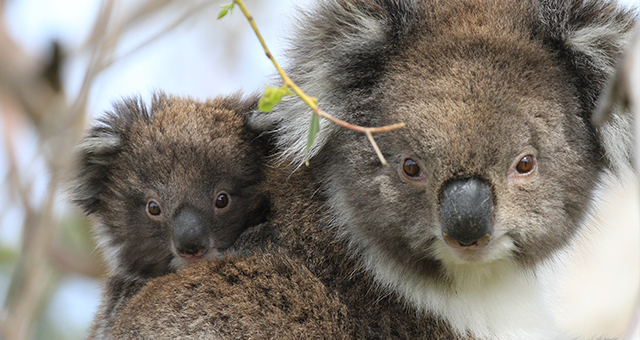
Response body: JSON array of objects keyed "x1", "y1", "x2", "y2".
[
  {"x1": 173, "y1": 208, "x2": 210, "y2": 258},
  {"x1": 443, "y1": 234, "x2": 491, "y2": 249},
  {"x1": 177, "y1": 243, "x2": 208, "y2": 258},
  {"x1": 440, "y1": 178, "x2": 494, "y2": 249}
]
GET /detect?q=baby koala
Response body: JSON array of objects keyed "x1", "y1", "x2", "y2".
[{"x1": 70, "y1": 92, "x2": 269, "y2": 339}]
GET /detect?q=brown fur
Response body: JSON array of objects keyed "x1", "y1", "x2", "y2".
[
  {"x1": 71, "y1": 93, "x2": 270, "y2": 339},
  {"x1": 108, "y1": 162, "x2": 465, "y2": 339},
  {"x1": 111, "y1": 251, "x2": 349, "y2": 339},
  {"x1": 99, "y1": 0, "x2": 634, "y2": 339}
]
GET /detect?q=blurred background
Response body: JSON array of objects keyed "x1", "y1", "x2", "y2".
[{"x1": 0, "y1": 0, "x2": 637, "y2": 339}]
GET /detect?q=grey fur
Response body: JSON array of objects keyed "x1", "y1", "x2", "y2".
[
  {"x1": 102, "y1": 0, "x2": 636, "y2": 339},
  {"x1": 263, "y1": 0, "x2": 636, "y2": 337}
]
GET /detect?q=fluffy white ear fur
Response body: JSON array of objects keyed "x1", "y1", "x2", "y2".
[
  {"x1": 598, "y1": 109, "x2": 634, "y2": 173},
  {"x1": 70, "y1": 125, "x2": 122, "y2": 214},
  {"x1": 259, "y1": 2, "x2": 392, "y2": 165},
  {"x1": 75, "y1": 130, "x2": 123, "y2": 274},
  {"x1": 596, "y1": 27, "x2": 640, "y2": 173},
  {"x1": 78, "y1": 128, "x2": 122, "y2": 157},
  {"x1": 568, "y1": 23, "x2": 630, "y2": 75},
  {"x1": 541, "y1": 0, "x2": 637, "y2": 174}
]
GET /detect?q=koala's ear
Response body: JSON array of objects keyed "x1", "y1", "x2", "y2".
[
  {"x1": 538, "y1": 0, "x2": 636, "y2": 109},
  {"x1": 71, "y1": 123, "x2": 122, "y2": 214},
  {"x1": 71, "y1": 97, "x2": 147, "y2": 214},
  {"x1": 537, "y1": 0, "x2": 637, "y2": 171},
  {"x1": 267, "y1": 0, "x2": 426, "y2": 162},
  {"x1": 595, "y1": 31, "x2": 640, "y2": 171}
]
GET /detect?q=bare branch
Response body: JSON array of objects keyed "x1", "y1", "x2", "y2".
[
  {"x1": 102, "y1": 1, "x2": 217, "y2": 71},
  {"x1": 0, "y1": 0, "x2": 213, "y2": 338},
  {"x1": 68, "y1": 0, "x2": 117, "y2": 122}
]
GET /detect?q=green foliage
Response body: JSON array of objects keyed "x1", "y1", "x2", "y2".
[
  {"x1": 305, "y1": 113, "x2": 320, "y2": 165},
  {"x1": 217, "y1": 3, "x2": 236, "y2": 20},
  {"x1": 258, "y1": 85, "x2": 292, "y2": 112}
]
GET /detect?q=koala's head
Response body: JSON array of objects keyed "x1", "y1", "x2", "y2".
[
  {"x1": 267, "y1": 0, "x2": 635, "y2": 290},
  {"x1": 72, "y1": 93, "x2": 268, "y2": 279}
]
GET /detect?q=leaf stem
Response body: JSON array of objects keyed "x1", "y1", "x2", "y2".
[{"x1": 232, "y1": 0, "x2": 405, "y2": 165}]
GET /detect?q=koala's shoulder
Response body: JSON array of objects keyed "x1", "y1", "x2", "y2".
[{"x1": 109, "y1": 251, "x2": 350, "y2": 339}]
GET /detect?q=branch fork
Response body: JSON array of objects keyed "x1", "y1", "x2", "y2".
[{"x1": 220, "y1": 0, "x2": 406, "y2": 165}]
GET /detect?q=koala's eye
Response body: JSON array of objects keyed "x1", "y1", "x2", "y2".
[
  {"x1": 215, "y1": 193, "x2": 229, "y2": 209},
  {"x1": 147, "y1": 200, "x2": 162, "y2": 216},
  {"x1": 515, "y1": 155, "x2": 535, "y2": 174},
  {"x1": 403, "y1": 158, "x2": 422, "y2": 177}
]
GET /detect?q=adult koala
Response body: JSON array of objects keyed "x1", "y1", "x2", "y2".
[{"x1": 102, "y1": 0, "x2": 636, "y2": 339}]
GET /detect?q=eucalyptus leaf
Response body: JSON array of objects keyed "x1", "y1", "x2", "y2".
[
  {"x1": 305, "y1": 113, "x2": 320, "y2": 165},
  {"x1": 217, "y1": 3, "x2": 235, "y2": 19},
  {"x1": 258, "y1": 86, "x2": 292, "y2": 112}
]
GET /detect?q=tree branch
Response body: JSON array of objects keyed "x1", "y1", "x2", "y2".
[{"x1": 231, "y1": 0, "x2": 405, "y2": 166}]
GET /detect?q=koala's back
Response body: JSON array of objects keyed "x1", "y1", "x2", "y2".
[
  {"x1": 108, "y1": 162, "x2": 464, "y2": 339},
  {"x1": 109, "y1": 251, "x2": 349, "y2": 339}
]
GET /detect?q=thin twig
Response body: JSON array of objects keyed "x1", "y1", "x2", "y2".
[
  {"x1": 102, "y1": 1, "x2": 216, "y2": 71},
  {"x1": 68, "y1": 0, "x2": 116, "y2": 121},
  {"x1": 365, "y1": 130, "x2": 387, "y2": 166},
  {"x1": 232, "y1": 0, "x2": 405, "y2": 165}
]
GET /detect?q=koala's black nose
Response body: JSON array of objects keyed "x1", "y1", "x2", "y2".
[
  {"x1": 440, "y1": 178, "x2": 494, "y2": 248},
  {"x1": 173, "y1": 208, "x2": 210, "y2": 257}
]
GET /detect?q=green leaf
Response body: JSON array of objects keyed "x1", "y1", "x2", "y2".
[
  {"x1": 304, "y1": 113, "x2": 320, "y2": 165},
  {"x1": 258, "y1": 86, "x2": 292, "y2": 112},
  {"x1": 217, "y1": 8, "x2": 229, "y2": 19},
  {"x1": 217, "y1": 3, "x2": 235, "y2": 20}
]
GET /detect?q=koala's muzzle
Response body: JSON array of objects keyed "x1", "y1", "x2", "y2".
[
  {"x1": 173, "y1": 208, "x2": 210, "y2": 257},
  {"x1": 440, "y1": 178, "x2": 493, "y2": 248}
]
